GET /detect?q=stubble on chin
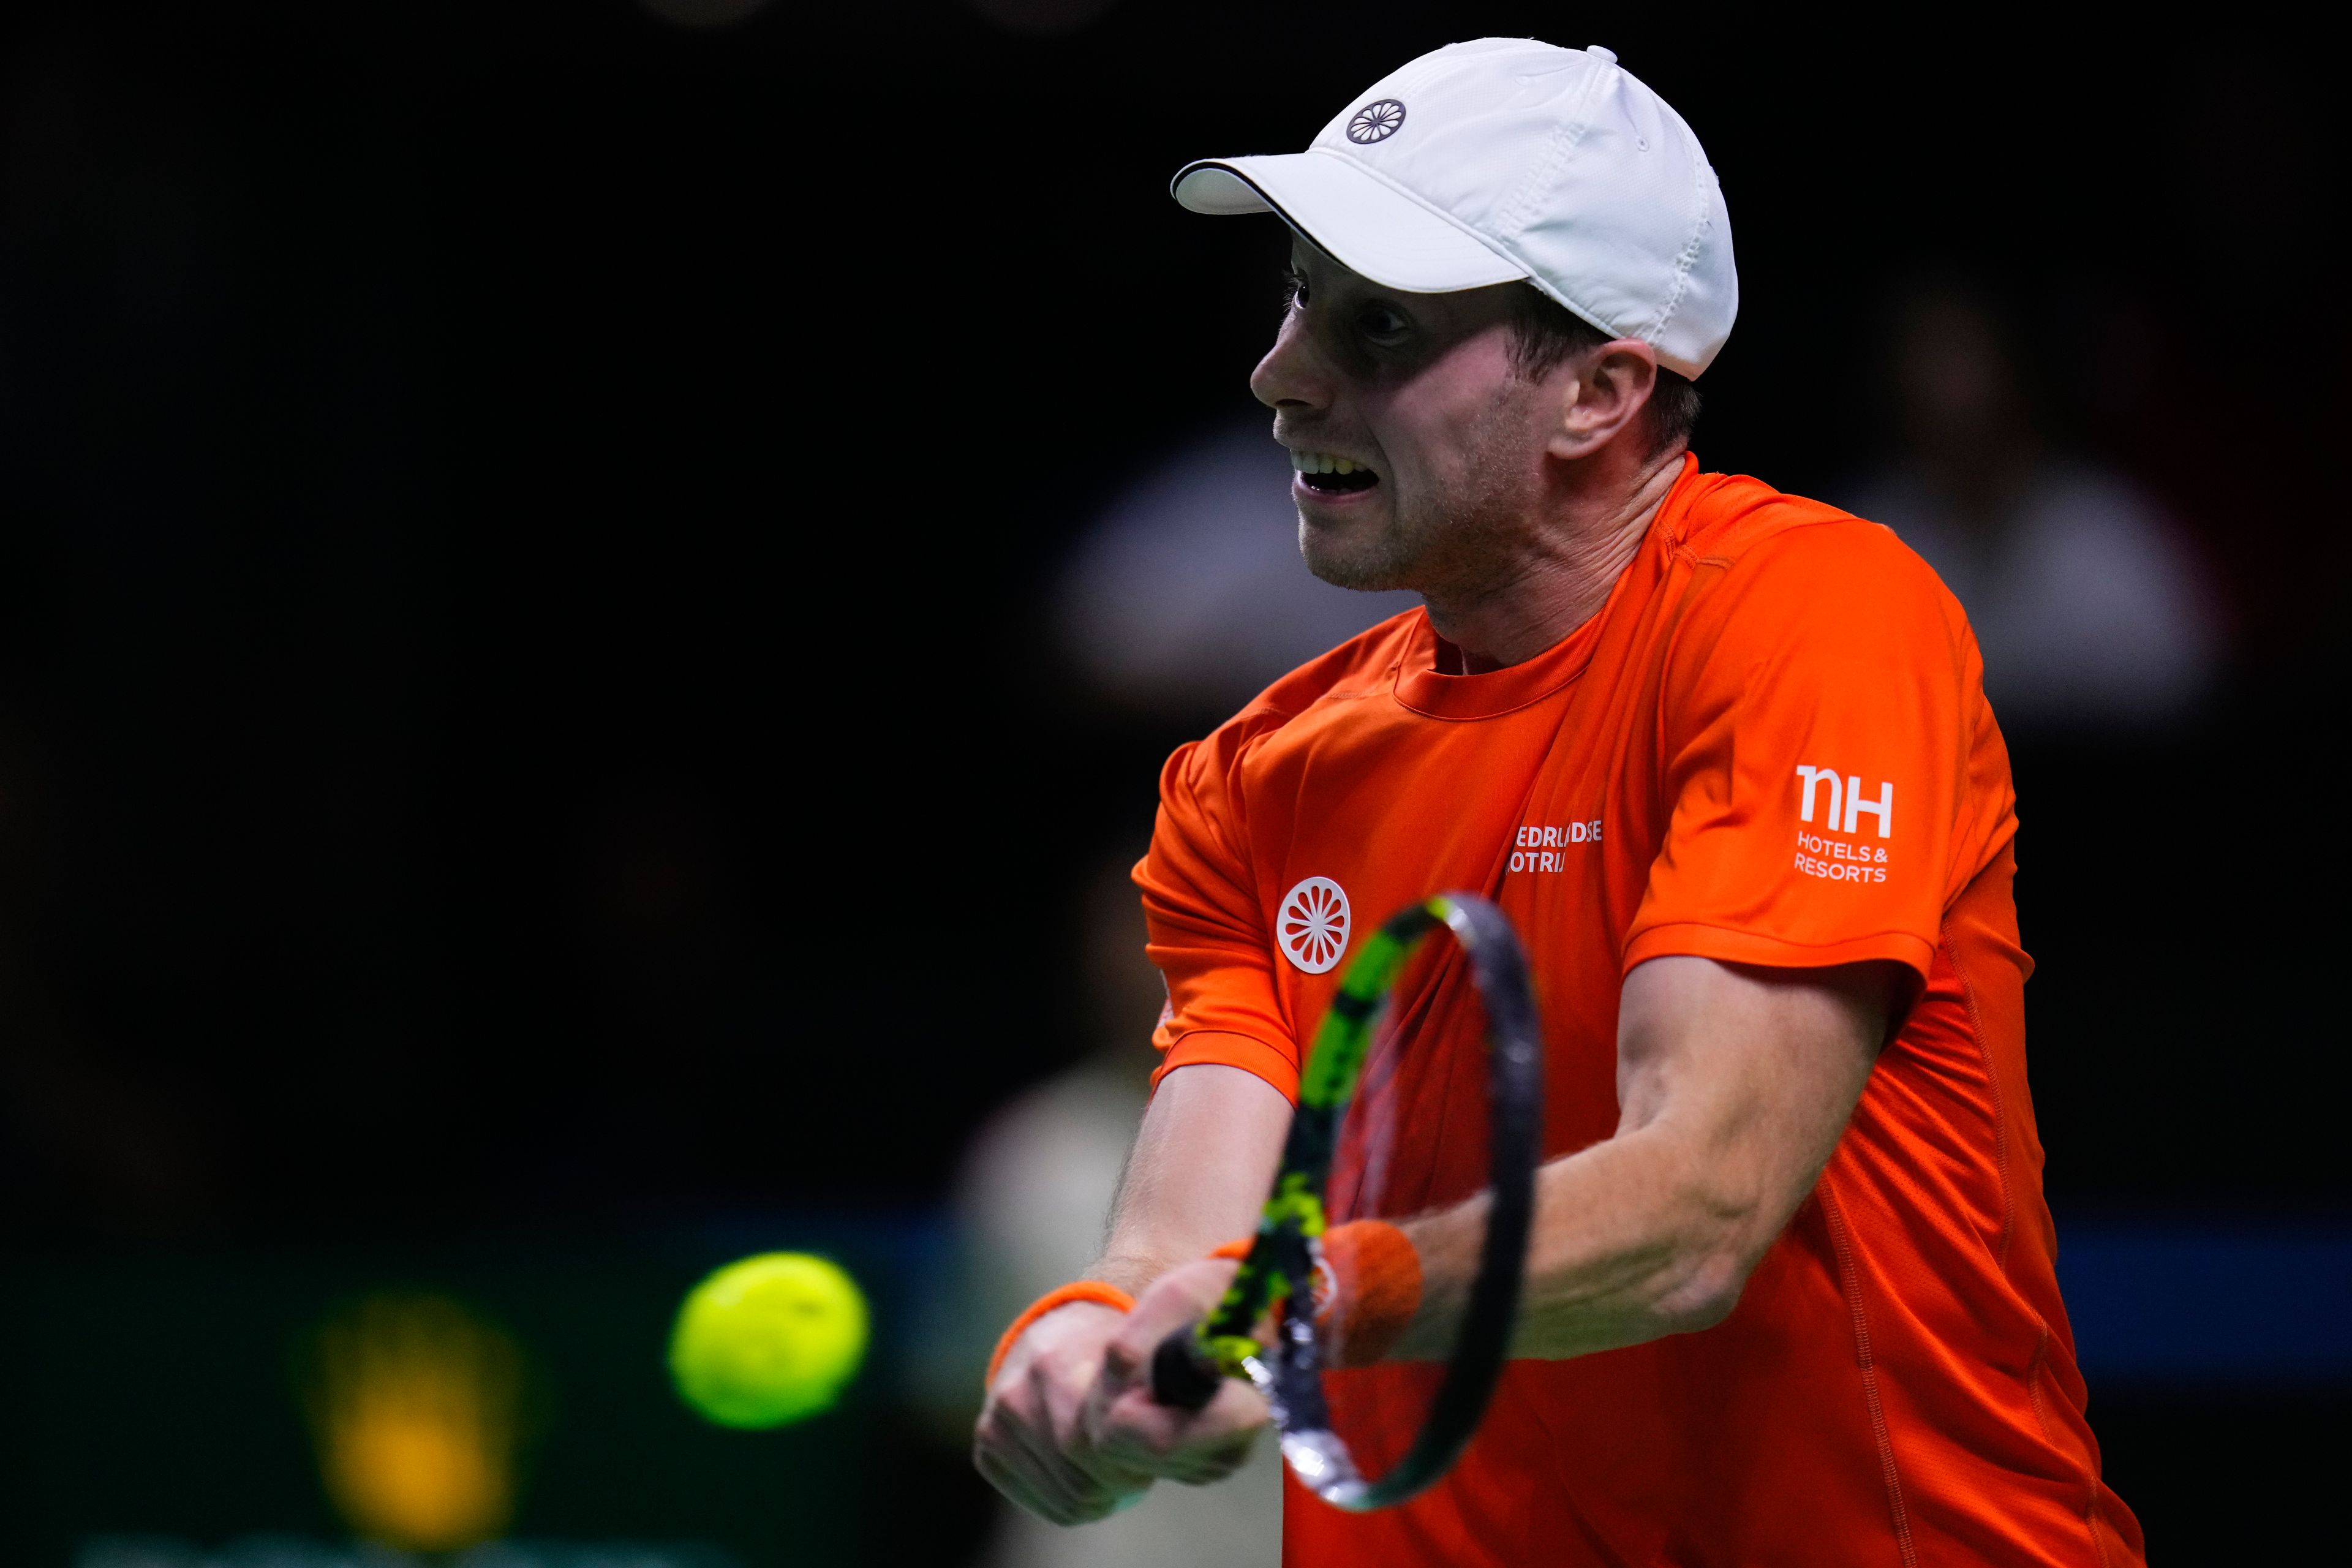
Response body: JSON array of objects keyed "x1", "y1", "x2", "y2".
[
  {"x1": 1296, "y1": 507, "x2": 1417, "y2": 592},
  {"x1": 1296, "y1": 458, "x2": 1529, "y2": 604}
]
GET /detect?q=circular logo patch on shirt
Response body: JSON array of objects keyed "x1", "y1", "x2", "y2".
[
  {"x1": 1347, "y1": 99, "x2": 1406, "y2": 144},
  {"x1": 1276, "y1": 876, "x2": 1351, "y2": 974}
]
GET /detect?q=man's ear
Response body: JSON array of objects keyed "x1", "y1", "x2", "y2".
[{"x1": 1545, "y1": 341, "x2": 1659, "y2": 459}]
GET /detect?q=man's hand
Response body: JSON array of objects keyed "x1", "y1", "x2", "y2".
[
  {"x1": 973, "y1": 1300, "x2": 1156, "y2": 1525},
  {"x1": 972, "y1": 1064, "x2": 1291, "y2": 1525},
  {"x1": 1085, "y1": 1257, "x2": 1270, "y2": 1483},
  {"x1": 974, "y1": 1261, "x2": 1272, "y2": 1525}
]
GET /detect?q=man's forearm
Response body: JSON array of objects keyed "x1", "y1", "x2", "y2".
[
  {"x1": 1396, "y1": 1120, "x2": 1752, "y2": 1361},
  {"x1": 1083, "y1": 1063, "x2": 1292, "y2": 1300},
  {"x1": 1391, "y1": 958, "x2": 1887, "y2": 1364}
]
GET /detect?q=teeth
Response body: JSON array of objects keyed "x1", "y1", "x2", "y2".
[{"x1": 1289, "y1": 451, "x2": 1372, "y2": 477}]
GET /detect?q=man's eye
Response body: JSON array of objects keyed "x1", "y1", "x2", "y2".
[
  {"x1": 1281, "y1": 268, "x2": 1310, "y2": 310},
  {"x1": 1359, "y1": 305, "x2": 1408, "y2": 338}
]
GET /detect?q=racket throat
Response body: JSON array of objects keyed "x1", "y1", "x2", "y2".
[
  {"x1": 1255, "y1": 1275, "x2": 1376, "y2": 1510},
  {"x1": 1277, "y1": 1425, "x2": 1370, "y2": 1510}
]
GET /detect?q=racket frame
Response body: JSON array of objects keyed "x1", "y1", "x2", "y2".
[{"x1": 1155, "y1": 891, "x2": 1544, "y2": 1512}]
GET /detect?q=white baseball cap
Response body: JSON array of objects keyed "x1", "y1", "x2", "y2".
[{"x1": 1172, "y1": 39, "x2": 1737, "y2": 379}]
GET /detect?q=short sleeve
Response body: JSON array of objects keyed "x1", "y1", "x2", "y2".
[
  {"x1": 1624, "y1": 521, "x2": 1982, "y2": 989},
  {"x1": 1136, "y1": 729, "x2": 1302, "y2": 1101}
]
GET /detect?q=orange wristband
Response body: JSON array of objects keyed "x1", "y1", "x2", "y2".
[
  {"x1": 1207, "y1": 1220, "x2": 1422, "y2": 1368},
  {"x1": 1319, "y1": 1219, "x2": 1422, "y2": 1367},
  {"x1": 984, "y1": 1281, "x2": 1134, "y2": 1391}
]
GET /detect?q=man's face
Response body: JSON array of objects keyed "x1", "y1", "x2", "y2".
[{"x1": 1251, "y1": 242, "x2": 1563, "y2": 600}]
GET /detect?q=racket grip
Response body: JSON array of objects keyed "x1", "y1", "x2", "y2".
[{"x1": 1149, "y1": 1327, "x2": 1224, "y2": 1411}]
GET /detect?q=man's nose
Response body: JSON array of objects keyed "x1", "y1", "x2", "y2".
[{"x1": 1250, "y1": 311, "x2": 1329, "y2": 412}]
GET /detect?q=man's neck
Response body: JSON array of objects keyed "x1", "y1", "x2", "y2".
[{"x1": 1427, "y1": 449, "x2": 1686, "y2": 673}]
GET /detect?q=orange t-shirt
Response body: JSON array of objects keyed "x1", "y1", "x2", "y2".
[{"x1": 1138, "y1": 457, "x2": 2144, "y2": 1567}]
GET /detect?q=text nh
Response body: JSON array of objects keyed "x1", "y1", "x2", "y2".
[{"x1": 1795, "y1": 767, "x2": 1893, "y2": 838}]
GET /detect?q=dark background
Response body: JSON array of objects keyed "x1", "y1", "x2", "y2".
[{"x1": 0, "y1": 1, "x2": 2343, "y2": 1562}]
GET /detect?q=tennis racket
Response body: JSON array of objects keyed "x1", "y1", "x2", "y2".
[{"x1": 1148, "y1": 891, "x2": 1543, "y2": 1510}]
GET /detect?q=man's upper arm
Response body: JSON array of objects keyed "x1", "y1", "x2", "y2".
[
  {"x1": 1107, "y1": 728, "x2": 1298, "y2": 1284},
  {"x1": 1615, "y1": 523, "x2": 1961, "y2": 1283},
  {"x1": 1610, "y1": 955, "x2": 1893, "y2": 1298},
  {"x1": 1137, "y1": 726, "x2": 1305, "y2": 1102}
]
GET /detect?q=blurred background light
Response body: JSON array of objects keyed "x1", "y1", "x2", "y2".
[
  {"x1": 76, "y1": 1537, "x2": 737, "y2": 1567},
  {"x1": 303, "y1": 1295, "x2": 525, "y2": 1553},
  {"x1": 2058, "y1": 1223, "x2": 2352, "y2": 1387}
]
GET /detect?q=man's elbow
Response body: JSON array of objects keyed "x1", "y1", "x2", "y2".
[
  {"x1": 1512, "y1": 1210, "x2": 1757, "y2": 1356},
  {"x1": 1648, "y1": 1185, "x2": 1770, "y2": 1332},
  {"x1": 1649, "y1": 1248, "x2": 1749, "y2": 1333}
]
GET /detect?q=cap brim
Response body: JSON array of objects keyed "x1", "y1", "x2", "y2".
[{"x1": 1172, "y1": 151, "x2": 1528, "y2": 295}]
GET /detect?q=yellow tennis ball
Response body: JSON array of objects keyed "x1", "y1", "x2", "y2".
[{"x1": 668, "y1": 1253, "x2": 869, "y2": 1429}]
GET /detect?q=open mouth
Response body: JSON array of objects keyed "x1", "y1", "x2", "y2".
[{"x1": 1292, "y1": 450, "x2": 1381, "y2": 495}]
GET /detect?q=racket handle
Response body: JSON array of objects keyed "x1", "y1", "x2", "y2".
[{"x1": 1149, "y1": 1327, "x2": 1224, "y2": 1411}]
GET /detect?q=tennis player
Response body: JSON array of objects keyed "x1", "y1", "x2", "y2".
[{"x1": 976, "y1": 39, "x2": 2145, "y2": 1566}]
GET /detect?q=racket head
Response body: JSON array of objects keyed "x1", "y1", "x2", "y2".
[{"x1": 1183, "y1": 892, "x2": 1544, "y2": 1512}]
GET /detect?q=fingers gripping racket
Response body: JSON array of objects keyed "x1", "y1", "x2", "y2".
[{"x1": 1148, "y1": 892, "x2": 1543, "y2": 1511}]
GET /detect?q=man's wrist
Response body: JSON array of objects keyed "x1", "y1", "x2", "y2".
[
  {"x1": 1319, "y1": 1219, "x2": 1423, "y2": 1366},
  {"x1": 1202, "y1": 1221, "x2": 1422, "y2": 1366}
]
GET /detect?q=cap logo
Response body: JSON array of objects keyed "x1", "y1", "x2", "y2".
[{"x1": 1346, "y1": 99, "x2": 1406, "y2": 145}]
